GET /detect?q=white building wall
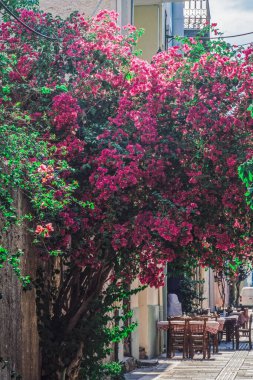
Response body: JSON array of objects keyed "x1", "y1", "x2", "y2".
[
  {"x1": 139, "y1": 287, "x2": 159, "y2": 358},
  {"x1": 39, "y1": 0, "x2": 133, "y2": 27},
  {"x1": 40, "y1": 0, "x2": 116, "y2": 18}
]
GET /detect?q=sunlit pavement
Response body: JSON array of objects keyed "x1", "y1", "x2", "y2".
[{"x1": 124, "y1": 342, "x2": 253, "y2": 380}]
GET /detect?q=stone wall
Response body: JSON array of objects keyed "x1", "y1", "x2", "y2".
[
  {"x1": 40, "y1": 0, "x2": 116, "y2": 18},
  {"x1": 0, "y1": 191, "x2": 40, "y2": 380}
]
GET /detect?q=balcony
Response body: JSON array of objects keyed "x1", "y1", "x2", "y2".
[
  {"x1": 184, "y1": 0, "x2": 210, "y2": 30},
  {"x1": 134, "y1": 0, "x2": 185, "y2": 4}
]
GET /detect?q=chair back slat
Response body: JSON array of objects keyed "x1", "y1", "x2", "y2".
[{"x1": 249, "y1": 314, "x2": 252, "y2": 329}]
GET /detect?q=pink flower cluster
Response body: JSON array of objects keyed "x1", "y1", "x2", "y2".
[
  {"x1": 37, "y1": 164, "x2": 54, "y2": 183},
  {"x1": 52, "y1": 93, "x2": 81, "y2": 133},
  {"x1": 35, "y1": 223, "x2": 54, "y2": 238}
]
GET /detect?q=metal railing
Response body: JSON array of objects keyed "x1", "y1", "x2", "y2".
[{"x1": 184, "y1": 0, "x2": 210, "y2": 30}]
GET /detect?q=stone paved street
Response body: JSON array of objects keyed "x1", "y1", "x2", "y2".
[{"x1": 124, "y1": 343, "x2": 253, "y2": 380}]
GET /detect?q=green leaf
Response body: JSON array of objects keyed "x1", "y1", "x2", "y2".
[
  {"x1": 2, "y1": 85, "x2": 11, "y2": 94},
  {"x1": 247, "y1": 104, "x2": 253, "y2": 118},
  {"x1": 56, "y1": 84, "x2": 68, "y2": 92},
  {"x1": 40, "y1": 87, "x2": 52, "y2": 94}
]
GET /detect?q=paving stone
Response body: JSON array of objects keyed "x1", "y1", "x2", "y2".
[{"x1": 124, "y1": 342, "x2": 253, "y2": 380}]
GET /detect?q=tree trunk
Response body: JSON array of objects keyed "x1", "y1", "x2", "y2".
[
  {"x1": 65, "y1": 342, "x2": 84, "y2": 380},
  {"x1": 38, "y1": 249, "x2": 113, "y2": 380},
  {"x1": 236, "y1": 281, "x2": 241, "y2": 306},
  {"x1": 41, "y1": 339, "x2": 84, "y2": 380},
  {"x1": 0, "y1": 190, "x2": 40, "y2": 380}
]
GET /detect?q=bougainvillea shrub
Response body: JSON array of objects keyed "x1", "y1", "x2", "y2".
[
  {"x1": 1, "y1": 7, "x2": 253, "y2": 379},
  {"x1": 0, "y1": 9, "x2": 145, "y2": 379},
  {"x1": 150, "y1": 43, "x2": 253, "y2": 271}
]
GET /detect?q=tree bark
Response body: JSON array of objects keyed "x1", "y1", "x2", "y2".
[{"x1": 0, "y1": 190, "x2": 40, "y2": 380}]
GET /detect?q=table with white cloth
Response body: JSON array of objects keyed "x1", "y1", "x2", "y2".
[{"x1": 157, "y1": 320, "x2": 221, "y2": 334}]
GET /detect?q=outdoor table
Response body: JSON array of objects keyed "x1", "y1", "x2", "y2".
[
  {"x1": 157, "y1": 320, "x2": 220, "y2": 335},
  {"x1": 189, "y1": 320, "x2": 220, "y2": 335},
  {"x1": 230, "y1": 311, "x2": 249, "y2": 327}
]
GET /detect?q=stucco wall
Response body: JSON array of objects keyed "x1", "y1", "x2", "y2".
[
  {"x1": 136, "y1": 287, "x2": 160, "y2": 358},
  {"x1": 39, "y1": 0, "x2": 116, "y2": 18}
]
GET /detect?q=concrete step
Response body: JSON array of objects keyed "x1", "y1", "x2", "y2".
[{"x1": 138, "y1": 360, "x2": 159, "y2": 367}]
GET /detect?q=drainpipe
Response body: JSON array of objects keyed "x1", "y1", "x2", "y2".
[
  {"x1": 162, "y1": 265, "x2": 168, "y2": 353},
  {"x1": 209, "y1": 268, "x2": 211, "y2": 310},
  {"x1": 163, "y1": 265, "x2": 168, "y2": 320},
  {"x1": 131, "y1": 0, "x2": 134, "y2": 24}
]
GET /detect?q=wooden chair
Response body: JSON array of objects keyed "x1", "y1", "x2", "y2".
[
  {"x1": 236, "y1": 314, "x2": 252, "y2": 350},
  {"x1": 209, "y1": 315, "x2": 219, "y2": 354},
  {"x1": 224, "y1": 318, "x2": 237, "y2": 349},
  {"x1": 168, "y1": 317, "x2": 189, "y2": 359},
  {"x1": 241, "y1": 308, "x2": 249, "y2": 328},
  {"x1": 188, "y1": 317, "x2": 210, "y2": 359}
]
